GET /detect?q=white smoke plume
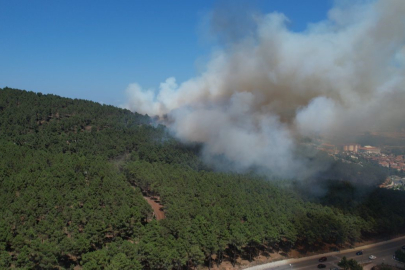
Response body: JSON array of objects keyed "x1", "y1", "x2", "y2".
[{"x1": 124, "y1": 0, "x2": 405, "y2": 178}]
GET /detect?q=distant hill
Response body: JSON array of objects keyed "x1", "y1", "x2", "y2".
[{"x1": 1, "y1": 87, "x2": 405, "y2": 270}]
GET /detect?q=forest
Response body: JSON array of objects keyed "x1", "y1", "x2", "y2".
[{"x1": 1, "y1": 87, "x2": 405, "y2": 269}]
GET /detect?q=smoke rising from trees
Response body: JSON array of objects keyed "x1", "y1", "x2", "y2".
[{"x1": 125, "y1": 0, "x2": 405, "y2": 178}]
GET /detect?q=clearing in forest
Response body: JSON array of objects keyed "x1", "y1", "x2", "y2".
[{"x1": 143, "y1": 196, "x2": 165, "y2": 220}]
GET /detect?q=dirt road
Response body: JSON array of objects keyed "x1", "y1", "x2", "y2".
[{"x1": 143, "y1": 196, "x2": 165, "y2": 220}]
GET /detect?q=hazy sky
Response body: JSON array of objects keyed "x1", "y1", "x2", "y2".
[{"x1": 0, "y1": 0, "x2": 332, "y2": 106}]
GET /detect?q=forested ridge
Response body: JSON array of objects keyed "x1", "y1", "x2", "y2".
[{"x1": 1, "y1": 87, "x2": 405, "y2": 270}]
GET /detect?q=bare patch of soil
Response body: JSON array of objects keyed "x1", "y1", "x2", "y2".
[{"x1": 143, "y1": 196, "x2": 165, "y2": 220}]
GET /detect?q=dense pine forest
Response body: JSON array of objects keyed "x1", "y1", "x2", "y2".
[{"x1": 1, "y1": 87, "x2": 405, "y2": 270}]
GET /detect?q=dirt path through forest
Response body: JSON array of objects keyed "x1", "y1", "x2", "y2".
[{"x1": 143, "y1": 196, "x2": 165, "y2": 220}]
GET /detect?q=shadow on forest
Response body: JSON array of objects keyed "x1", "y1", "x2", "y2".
[{"x1": 210, "y1": 183, "x2": 405, "y2": 269}]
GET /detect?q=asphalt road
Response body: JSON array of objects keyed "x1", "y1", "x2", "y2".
[{"x1": 246, "y1": 236, "x2": 405, "y2": 270}]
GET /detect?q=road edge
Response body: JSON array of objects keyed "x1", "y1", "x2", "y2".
[{"x1": 244, "y1": 236, "x2": 405, "y2": 270}]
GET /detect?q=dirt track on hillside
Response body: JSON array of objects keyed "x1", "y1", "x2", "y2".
[{"x1": 143, "y1": 196, "x2": 165, "y2": 220}]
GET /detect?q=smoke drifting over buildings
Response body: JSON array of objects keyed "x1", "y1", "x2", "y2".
[{"x1": 125, "y1": 0, "x2": 405, "y2": 178}]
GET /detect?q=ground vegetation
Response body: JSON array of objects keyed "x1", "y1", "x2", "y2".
[{"x1": 1, "y1": 87, "x2": 405, "y2": 269}]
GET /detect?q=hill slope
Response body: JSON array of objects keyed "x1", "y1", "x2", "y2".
[{"x1": 1, "y1": 87, "x2": 405, "y2": 270}]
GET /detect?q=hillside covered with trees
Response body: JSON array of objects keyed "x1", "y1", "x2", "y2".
[{"x1": 1, "y1": 87, "x2": 405, "y2": 269}]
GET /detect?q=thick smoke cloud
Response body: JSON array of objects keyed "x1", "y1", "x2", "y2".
[{"x1": 125, "y1": 0, "x2": 405, "y2": 178}]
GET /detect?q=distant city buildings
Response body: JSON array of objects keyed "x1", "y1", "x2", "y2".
[
  {"x1": 360, "y1": 145, "x2": 381, "y2": 154},
  {"x1": 316, "y1": 142, "x2": 405, "y2": 172},
  {"x1": 342, "y1": 144, "x2": 381, "y2": 154},
  {"x1": 313, "y1": 140, "x2": 405, "y2": 190},
  {"x1": 343, "y1": 144, "x2": 360, "y2": 153},
  {"x1": 376, "y1": 154, "x2": 405, "y2": 172}
]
